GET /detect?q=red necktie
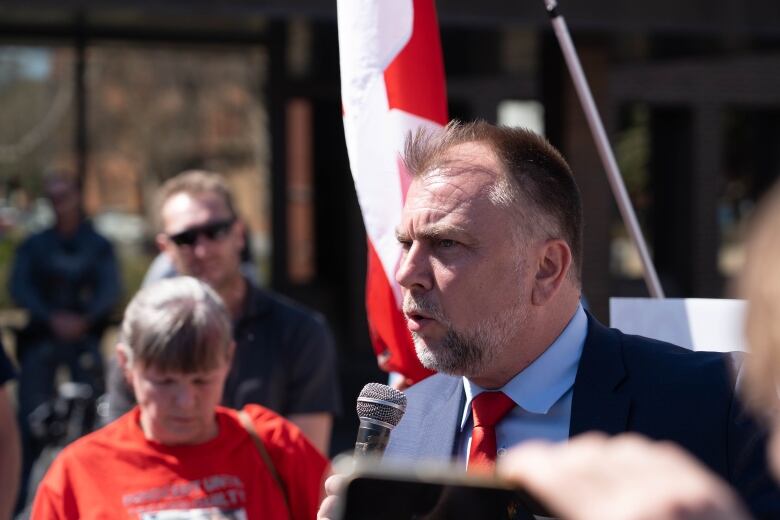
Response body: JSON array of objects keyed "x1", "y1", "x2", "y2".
[{"x1": 468, "y1": 391, "x2": 515, "y2": 470}]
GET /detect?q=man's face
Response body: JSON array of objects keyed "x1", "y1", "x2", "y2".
[
  {"x1": 128, "y1": 359, "x2": 230, "y2": 445},
  {"x1": 45, "y1": 178, "x2": 80, "y2": 221},
  {"x1": 158, "y1": 191, "x2": 244, "y2": 291},
  {"x1": 395, "y1": 141, "x2": 536, "y2": 381}
]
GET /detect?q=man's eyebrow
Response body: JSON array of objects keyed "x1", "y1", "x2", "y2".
[{"x1": 395, "y1": 223, "x2": 469, "y2": 242}]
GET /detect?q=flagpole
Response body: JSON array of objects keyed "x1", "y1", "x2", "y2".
[{"x1": 543, "y1": 0, "x2": 665, "y2": 298}]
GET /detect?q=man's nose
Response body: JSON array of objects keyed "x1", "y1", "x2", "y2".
[
  {"x1": 191, "y1": 234, "x2": 211, "y2": 257},
  {"x1": 173, "y1": 383, "x2": 197, "y2": 409},
  {"x1": 395, "y1": 243, "x2": 432, "y2": 291}
]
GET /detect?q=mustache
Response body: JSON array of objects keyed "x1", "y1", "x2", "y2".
[{"x1": 403, "y1": 294, "x2": 447, "y2": 322}]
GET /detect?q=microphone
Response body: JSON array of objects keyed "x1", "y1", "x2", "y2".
[{"x1": 354, "y1": 382, "x2": 407, "y2": 459}]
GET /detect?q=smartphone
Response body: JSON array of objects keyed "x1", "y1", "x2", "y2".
[{"x1": 334, "y1": 458, "x2": 551, "y2": 520}]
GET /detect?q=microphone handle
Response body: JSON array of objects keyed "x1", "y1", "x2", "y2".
[{"x1": 354, "y1": 418, "x2": 392, "y2": 458}]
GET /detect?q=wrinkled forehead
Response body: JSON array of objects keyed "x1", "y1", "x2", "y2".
[
  {"x1": 407, "y1": 168, "x2": 495, "y2": 209},
  {"x1": 402, "y1": 172, "x2": 512, "y2": 241},
  {"x1": 415, "y1": 140, "x2": 506, "y2": 191},
  {"x1": 407, "y1": 146, "x2": 505, "y2": 208},
  {"x1": 160, "y1": 191, "x2": 232, "y2": 234}
]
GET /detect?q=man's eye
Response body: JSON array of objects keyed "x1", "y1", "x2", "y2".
[
  {"x1": 438, "y1": 239, "x2": 456, "y2": 248},
  {"x1": 398, "y1": 239, "x2": 412, "y2": 250}
]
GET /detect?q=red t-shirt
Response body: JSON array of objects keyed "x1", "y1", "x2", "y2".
[{"x1": 32, "y1": 405, "x2": 328, "y2": 519}]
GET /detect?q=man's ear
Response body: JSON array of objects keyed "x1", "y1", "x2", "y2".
[
  {"x1": 116, "y1": 344, "x2": 133, "y2": 385},
  {"x1": 156, "y1": 233, "x2": 170, "y2": 254},
  {"x1": 531, "y1": 239, "x2": 573, "y2": 306}
]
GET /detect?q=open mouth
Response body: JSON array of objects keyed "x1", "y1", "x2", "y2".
[{"x1": 404, "y1": 309, "x2": 436, "y2": 332}]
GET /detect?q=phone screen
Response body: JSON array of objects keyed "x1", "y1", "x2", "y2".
[{"x1": 340, "y1": 474, "x2": 543, "y2": 520}]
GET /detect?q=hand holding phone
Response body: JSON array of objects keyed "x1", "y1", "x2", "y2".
[{"x1": 329, "y1": 456, "x2": 549, "y2": 520}]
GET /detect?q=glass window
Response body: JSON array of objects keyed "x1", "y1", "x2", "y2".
[{"x1": 85, "y1": 43, "x2": 272, "y2": 289}]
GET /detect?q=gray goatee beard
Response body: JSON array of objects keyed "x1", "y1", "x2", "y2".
[
  {"x1": 413, "y1": 327, "x2": 489, "y2": 376},
  {"x1": 404, "y1": 294, "x2": 504, "y2": 377}
]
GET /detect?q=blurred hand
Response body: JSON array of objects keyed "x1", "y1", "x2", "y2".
[
  {"x1": 317, "y1": 472, "x2": 348, "y2": 520},
  {"x1": 498, "y1": 433, "x2": 752, "y2": 520},
  {"x1": 50, "y1": 311, "x2": 89, "y2": 342}
]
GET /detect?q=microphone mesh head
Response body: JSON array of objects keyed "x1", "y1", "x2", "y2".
[{"x1": 356, "y1": 382, "x2": 407, "y2": 427}]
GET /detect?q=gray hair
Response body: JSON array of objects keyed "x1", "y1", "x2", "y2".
[{"x1": 119, "y1": 276, "x2": 233, "y2": 372}]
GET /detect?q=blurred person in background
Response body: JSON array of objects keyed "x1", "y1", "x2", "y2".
[
  {"x1": 141, "y1": 226, "x2": 258, "y2": 287},
  {"x1": 105, "y1": 170, "x2": 340, "y2": 454},
  {"x1": 495, "y1": 180, "x2": 780, "y2": 520},
  {"x1": 10, "y1": 170, "x2": 121, "y2": 510},
  {"x1": 0, "y1": 340, "x2": 21, "y2": 520},
  {"x1": 33, "y1": 276, "x2": 328, "y2": 519}
]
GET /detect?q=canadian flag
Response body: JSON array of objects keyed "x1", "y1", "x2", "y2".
[{"x1": 337, "y1": 0, "x2": 448, "y2": 383}]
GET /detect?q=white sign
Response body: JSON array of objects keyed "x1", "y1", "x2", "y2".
[{"x1": 609, "y1": 298, "x2": 746, "y2": 353}]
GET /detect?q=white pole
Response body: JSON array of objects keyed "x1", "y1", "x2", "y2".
[{"x1": 543, "y1": 0, "x2": 665, "y2": 298}]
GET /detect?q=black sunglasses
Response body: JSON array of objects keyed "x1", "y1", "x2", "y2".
[{"x1": 167, "y1": 217, "x2": 236, "y2": 247}]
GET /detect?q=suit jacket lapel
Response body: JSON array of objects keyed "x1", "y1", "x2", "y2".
[
  {"x1": 386, "y1": 375, "x2": 465, "y2": 461},
  {"x1": 414, "y1": 377, "x2": 465, "y2": 459},
  {"x1": 569, "y1": 313, "x2": 630, "y2": 437}
]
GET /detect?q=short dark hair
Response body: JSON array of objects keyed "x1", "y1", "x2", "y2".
[
  {"x1": 155, "y1": 170, "x2": 237, "y2": 231},
  {"x1": 404, "y1": 120, "x2": 583, "y2": 281}
]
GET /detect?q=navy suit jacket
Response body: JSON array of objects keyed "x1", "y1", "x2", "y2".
[{"x1": 386, "y1": 313, "x2": 780, "y2": 518}]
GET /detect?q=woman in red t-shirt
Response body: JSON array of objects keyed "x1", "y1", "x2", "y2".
[{"x1": 32, "y1": 276, "x2": 328, "y2": 520}]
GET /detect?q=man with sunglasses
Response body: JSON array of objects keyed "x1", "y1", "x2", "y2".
[
  {"x1": 105, "y1": 170, "x2": 341, "y2": 455},
  {"x1": 141, "y1": 223, "x2": 259, "y2": 287}
]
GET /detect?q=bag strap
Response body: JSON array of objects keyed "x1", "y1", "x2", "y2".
[{"x1": 238, "y1": 410, "x2": 291, "y2": 516}]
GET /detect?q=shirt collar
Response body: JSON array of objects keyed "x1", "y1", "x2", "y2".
[
  {"x1": 239, "y1": 279, "x2": 273, "y2": 321},
  {"x1": 461, "y1": 303, "x2": 587, "y2": 430}
]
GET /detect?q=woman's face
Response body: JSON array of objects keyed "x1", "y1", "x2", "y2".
[{"x1": 128, "y1": 358, "x2": 230, "y2": 445}]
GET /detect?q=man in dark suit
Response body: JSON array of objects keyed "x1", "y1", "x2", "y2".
[{"x1": 379, "y1": 121, "x2": 778, "y2": 518}]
